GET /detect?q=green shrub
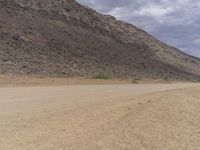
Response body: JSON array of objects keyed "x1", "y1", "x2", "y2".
[
  {"x1": 163, "y1": 75, "x2": 169, "y2": 81},
  {"x1": 133, "y1": 77, "x2": 141, "y2": 81},
  {"x1": 196, "y1": 78, "x2": 200, "y2": 82},
  {"x1": 92, "y1": 73, "x2": 112, "y2": 80},
  {"x1": 131, "y1": 77, "x2": 141, "y2": 84},
  {"x1": 131, "y1": 80, "x2": 138, "y2": 84}
]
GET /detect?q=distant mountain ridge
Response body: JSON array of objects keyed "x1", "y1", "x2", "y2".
[{"x1": 0, "y1": 0, "x2": 200, "y2": 79}]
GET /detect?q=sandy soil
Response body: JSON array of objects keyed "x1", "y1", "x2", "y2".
[
  {"x1": 0, "y1": 76, "x2": 131, "y2": 87},
  {"x1": 0, "y1": 75, "x2": 189, "y2": 87},
  {"x1": 0, "y1": 83, "x2": 200, "y2": 150}
]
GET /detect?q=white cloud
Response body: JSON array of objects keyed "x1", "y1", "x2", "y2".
[
  {"x1": 193, "y1": 39, "x2": 200, "y2": 45},
  {"x1": 107, "y1": 7, "x2": 125, "y2": 18},
  {"x1": 134, "y1": 4, "x2": 173, "y2": 18}
]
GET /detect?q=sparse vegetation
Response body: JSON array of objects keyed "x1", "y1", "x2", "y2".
[
  {"x1": 131, "y1": 77, "x2": 141, "y2": 84},
  {"x1": 92, "y1": 73, "x2": 112, "y2": 80},
  {"x1": 192, "y1": 79, "x2": 200, "y2": 83},
  {"x1": 131, "y1": 80, "x2": 138, "y2": 84},
  {"x1": 134, "y1": 77, "x2": 142, "y2": 81},
  {"x1": 163, "y1": 75, "x2": 169, "y2": 81},
  {"x1": 50, "y1": 73, "x2": 71, "y2": 78}
]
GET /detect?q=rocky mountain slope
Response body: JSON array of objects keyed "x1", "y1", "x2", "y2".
[{"x1": 0, "y1": 0, "x2": 200, "y2": 79}]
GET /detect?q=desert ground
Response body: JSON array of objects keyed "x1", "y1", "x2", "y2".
[{"x1": 0, "y1": 78, "x2": 200, "y2": 150}]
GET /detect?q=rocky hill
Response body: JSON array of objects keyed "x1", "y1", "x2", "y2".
[{"x1": 0, "y1": 0, "x2": 200, "y2": 79}]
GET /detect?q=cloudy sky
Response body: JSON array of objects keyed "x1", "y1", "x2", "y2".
[{"x1": 77, "y1": 0, "x2": 200, "y2": 57}]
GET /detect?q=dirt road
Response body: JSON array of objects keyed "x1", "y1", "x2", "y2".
[{"x1": 0, "y1": 83, "x2": 200, "y2": 150}]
